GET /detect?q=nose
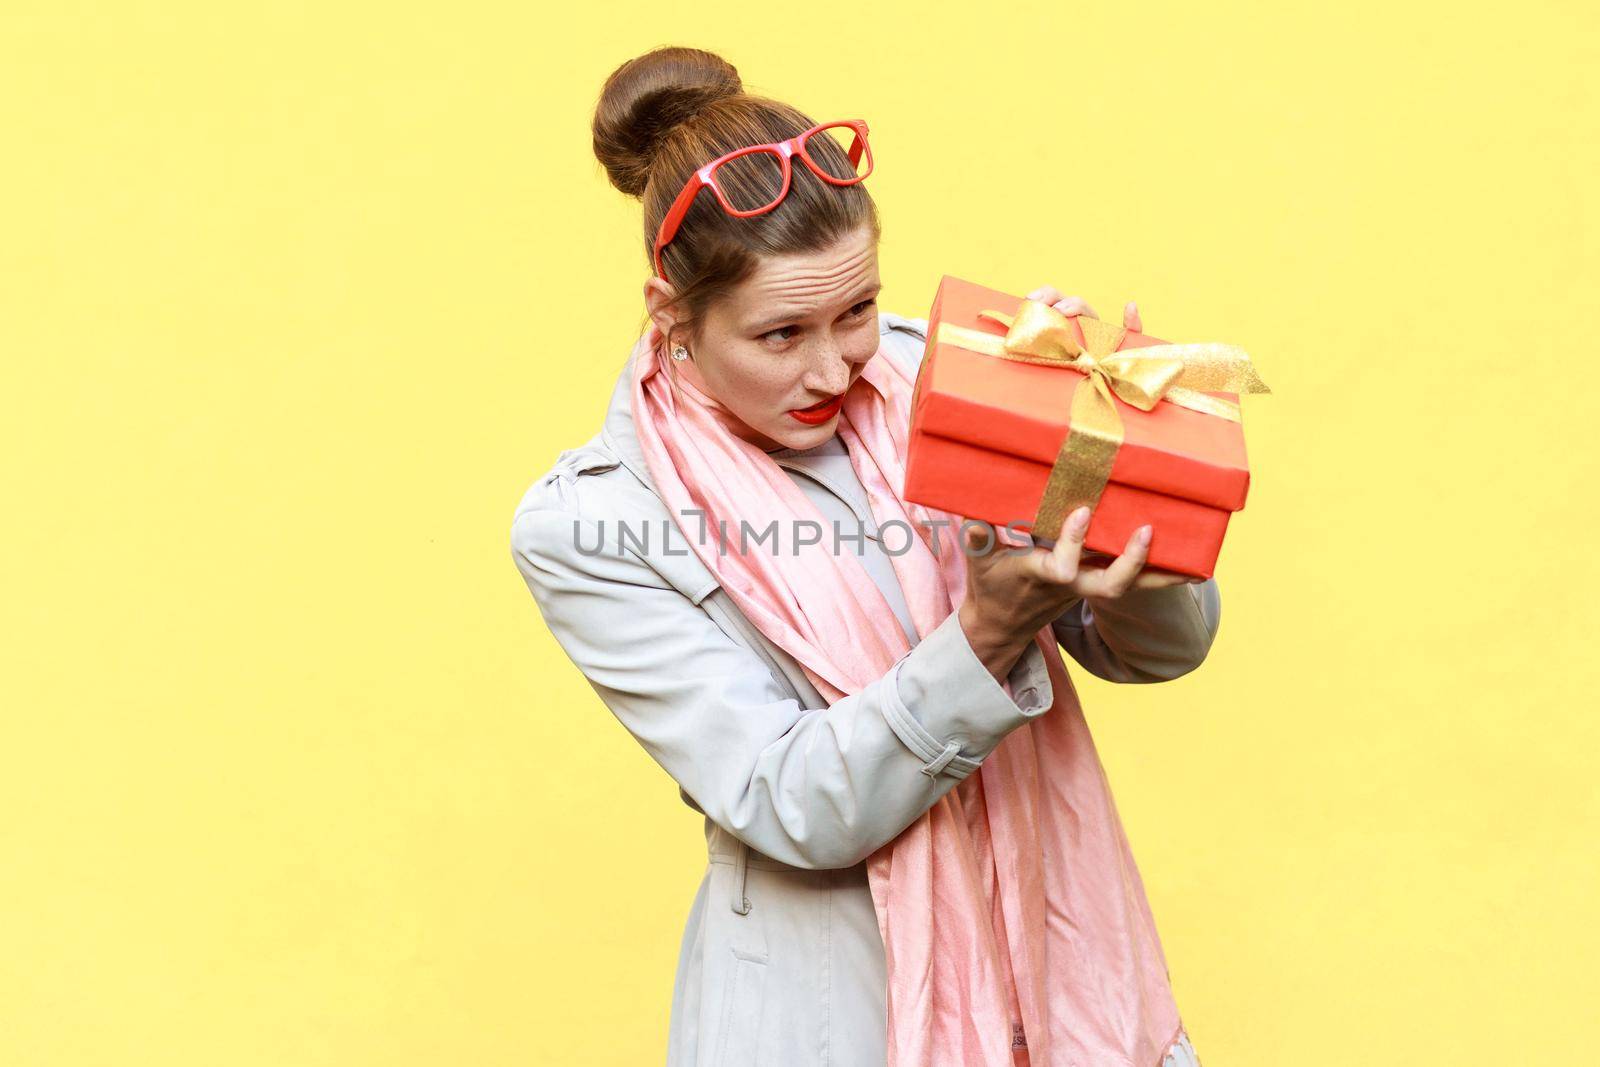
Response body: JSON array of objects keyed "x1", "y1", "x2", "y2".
[
  {"x1": 808, "y1": 359, "x2": 852, "y2": 396},
  {"x1": 808, "y1": 337, "x2": 872, "y2": 394}
]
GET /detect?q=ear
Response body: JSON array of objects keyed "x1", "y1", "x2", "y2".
[{"x1": 643, "y1": 277, "x2": 688, "y2": 349}]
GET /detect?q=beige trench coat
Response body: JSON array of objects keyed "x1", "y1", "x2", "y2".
[{"x1": 509, "y1": 312, "x2": 1219, "y2": 1067}]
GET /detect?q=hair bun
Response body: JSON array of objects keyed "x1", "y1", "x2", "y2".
[{"x1": 592, "y1": 46, "x2": 743, "y2": 198}]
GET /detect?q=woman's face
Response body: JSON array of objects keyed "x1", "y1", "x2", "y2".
[{"x1": 645, "y1": 225, "x2": 882, "y2": 452}]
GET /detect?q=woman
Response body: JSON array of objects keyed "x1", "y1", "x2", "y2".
[{"x1": 510, "y1": 46, "x2": 1218, "y2": 1067}]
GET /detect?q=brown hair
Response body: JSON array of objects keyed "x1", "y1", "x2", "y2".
[{"x1": 592, "y1": 46, "x2": 881, "y2": 348}]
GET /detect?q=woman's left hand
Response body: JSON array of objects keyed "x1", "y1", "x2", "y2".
[
  {"x1": 1020, "y1": 286, "x2": 1203, "y2": 587},
  {"x1": 1023, "y1": 285, "x2": 1142, "y2": 333}
]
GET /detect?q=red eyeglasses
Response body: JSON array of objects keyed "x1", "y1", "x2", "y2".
[{"x1": 652, "y1": 119, "x2": 874, "y2": 283}]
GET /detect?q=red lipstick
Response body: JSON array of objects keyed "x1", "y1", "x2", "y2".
[{"x1": 788, "y1": 394, "x2": 843, "y2": 425}]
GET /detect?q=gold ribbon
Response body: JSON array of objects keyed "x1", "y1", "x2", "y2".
[{"x1": 934, "y1": 299, "x2": 1271, "y2": 541}]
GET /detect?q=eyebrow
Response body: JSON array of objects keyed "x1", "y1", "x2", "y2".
[{"x1": 746, "y1": 283, "x2": 882, "y2": 334}]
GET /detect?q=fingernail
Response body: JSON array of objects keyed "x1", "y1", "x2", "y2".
[
  {"x1": 1070, "y1": 506, "x2": 1091, "y2": 533},
  {"x1": 1135, "y1": 524, "x2": 1152, "y2": 545}
]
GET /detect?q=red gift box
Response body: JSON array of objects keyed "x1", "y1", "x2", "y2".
[{"x1": 904, "y1": 275, "x2": 1263, "y2": 579}]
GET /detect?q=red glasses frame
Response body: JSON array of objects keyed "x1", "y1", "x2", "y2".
[{"x1": 651, "y1": 119, "x2": 874, "y2": 283}]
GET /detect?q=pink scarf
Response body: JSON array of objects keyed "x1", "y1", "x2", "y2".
[{"x1": 630, "y1": 324, "x2": 1185, "y2": 1066}]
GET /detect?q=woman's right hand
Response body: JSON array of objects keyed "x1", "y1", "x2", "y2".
[{"x1": 955, "y1": 506, "x2": 1197, "y2": 681}]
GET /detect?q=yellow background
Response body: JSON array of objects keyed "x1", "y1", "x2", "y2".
[{"x1": 3, "y1": 2, "x2": 1596, "y2": 1063}]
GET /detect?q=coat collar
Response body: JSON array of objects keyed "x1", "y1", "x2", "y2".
[{"x1": 599, "y1": 344, "x2": 655, "y2": 494}]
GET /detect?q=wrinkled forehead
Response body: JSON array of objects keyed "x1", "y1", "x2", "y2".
[{"x1": 725, "y1": 228, "x2": 880, "y2": 320}]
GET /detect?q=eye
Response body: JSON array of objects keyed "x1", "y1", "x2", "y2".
[{"x1": 759, "y1": 299, "x2": 875, "y2": 346}]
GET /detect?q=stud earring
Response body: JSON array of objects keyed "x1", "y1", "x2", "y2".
[{"x1": 671, "y1": 344, "x2": 689, "y2": 362}]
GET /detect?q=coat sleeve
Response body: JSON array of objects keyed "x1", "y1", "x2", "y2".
[
  {"x1": 1050, "y1": 581, "x2": 1221, "y2": 683},
  {"x1": 880, "y1": 310, "x2": 1224, "y2": 685},
  {"x1": 508, "y1": 476, "x2": 1056, "y2": 872}
]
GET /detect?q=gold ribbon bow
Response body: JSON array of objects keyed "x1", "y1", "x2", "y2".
[{"x1": 934, "y1": 299, "x2": 1271, "y2": 541}]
